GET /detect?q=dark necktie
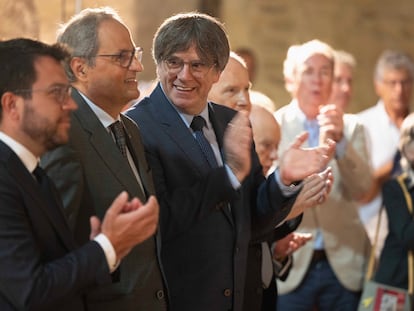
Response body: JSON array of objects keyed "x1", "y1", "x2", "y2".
[
  {"x1": 110, "y1": 120, "x2": 128, "y2": 158},
  {"x1": 190, "y1": 116, "x2": 218, "y2": 168},
  {"x1": 109, "y1": 120, "x2": 146, "y2": 196}
]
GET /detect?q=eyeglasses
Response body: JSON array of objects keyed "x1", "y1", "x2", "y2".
[
  {"x1": 96, "y1": 47, "x2": 143, "y2": 68},
  {"x1": 382, "y1": 79, "x2": 412, "y2": 89},
  {"x1": 14, "y1": 84, "x2": 72, "y2": 106},
  {"x1": 164, "y1": 57, "x2": 215, "y2": 77}
]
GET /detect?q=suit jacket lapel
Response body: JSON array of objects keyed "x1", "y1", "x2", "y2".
[
  {"x1": 150, "y1": 85, "x2": 234, "y2": 224},
  {"x1": 0, "y1": 142, "x2": 76, "y2": 250},
  {"x1": 71, "y1": 89, "x2": 146, "y2": 200},
  {"x1": 122, "y1": 114, "x2": 154, "y2": 197},
  {"x1": 150, "y1": 85, "x2": 213, "y2": 175}
]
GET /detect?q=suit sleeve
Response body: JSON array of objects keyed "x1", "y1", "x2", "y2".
[{"x1": 0, "y1": 173, "x2": 111, "y2": 310}]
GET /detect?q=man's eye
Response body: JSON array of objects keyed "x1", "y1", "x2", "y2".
[
  {"x1": 168, "y1": 59, "x2": 181, "y2": 66},
  {"x1": 49, "y1": 88, "x2": 61, "y2": 96},
  {"x1": 116, "y1": 53, "x2": 125, "y2": 61},
  {"x1": 192, "y1": 62, "x2": 205, "y2": 69}
]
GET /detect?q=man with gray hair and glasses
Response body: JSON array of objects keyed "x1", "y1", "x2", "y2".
[
  {"x1": 41, "y1": 7, "x2": 167, "y2": 311},
  {"x1": 358, "y1": 50, "x2": 414, "y2": 258}
]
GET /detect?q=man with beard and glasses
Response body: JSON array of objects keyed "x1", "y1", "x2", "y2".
[{"x1": 0, "y1": 38, "x2": 159, "y2": 310}]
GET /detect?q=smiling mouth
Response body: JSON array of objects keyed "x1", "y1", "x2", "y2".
[
  {"x1": 175, "y1": 85, "x2": 195, "y2": 91},
  {"x1": 125, "y1": 78, "x2": 137, "y2": 83}
]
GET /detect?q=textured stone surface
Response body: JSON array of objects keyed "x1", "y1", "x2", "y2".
[{"x1": 1, "y1": 0, "x2": 413, "y2": 113}]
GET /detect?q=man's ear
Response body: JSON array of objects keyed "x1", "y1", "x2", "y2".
[
  {"x1": 71, "y1": 57, "x2": 88, "y2": 80},
  {"x1": 1, "y1": 92, "x2": 22, "y2": 121}
]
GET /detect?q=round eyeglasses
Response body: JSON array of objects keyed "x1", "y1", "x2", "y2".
[{"x1": 96, "y1": 47, "x2": 143, "y2": 68}]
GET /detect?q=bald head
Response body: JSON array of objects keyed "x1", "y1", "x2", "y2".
[
  {"x1": 209, "y1": 52, "x2": 252, "y2": 113},
  {"x1": 250, "y1": 105, "x2": 280, "y2": 175}
]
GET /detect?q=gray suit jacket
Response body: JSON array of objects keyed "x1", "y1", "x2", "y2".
[
  {"x1": 41, "y1": 88, "x2": 167, "y2": 311},
  {"x1": 275, "y1": 102, "x2": 372, "y2": 292}
]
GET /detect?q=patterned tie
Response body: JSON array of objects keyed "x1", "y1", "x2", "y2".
[
  {"x1": 190, "y1": 116, "x2": 218, "y2": 168},
  {"x1": 110, "y1": 120, "x2": 128, "y2": 158}
]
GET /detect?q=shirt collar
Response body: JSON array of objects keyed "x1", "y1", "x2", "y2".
[
  {"x1": 0, "y1": 131, "x2": 38, "y2": 172},
  {"x1": 159, "y1": 84, "x2": 210, "y2": 129},
  {"x1": 78, "y1": 91, "x2": 119, "y2": 128}
]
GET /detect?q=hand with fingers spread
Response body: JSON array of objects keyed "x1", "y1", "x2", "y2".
[
  {"x1": 279, "y1": 132, "x2": 336, "y2": 186},
  {"x1": 223, "y1": 111, "x2": 253, "y2": 182}
]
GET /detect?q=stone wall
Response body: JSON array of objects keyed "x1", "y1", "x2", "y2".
[
  {"x1": 222, "y1": 0, "x2": 414, "y2": 112},
  {"x1": 1, "y1": 0, "x2": 413, "y2": 113}
]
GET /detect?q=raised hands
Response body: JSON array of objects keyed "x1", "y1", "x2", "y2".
[
  {"x1": 90, "y1": 192, "x2": 159, "y2": 260},
  {"x1": 223, "y1": 111, "x2": 253, "y2": 182},
  {"x1": 279, "y1": 132, "x2": 336, "y2": 186},
  {"x1": 318, "y1": 104, "x2": 344, "y2": 144},
  {"x1": 286, "y1": 167, "x2": 334, "y2": 219}
]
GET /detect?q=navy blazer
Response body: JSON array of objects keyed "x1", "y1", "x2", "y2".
[
  {"x1": 0, "y1": 141, "x2": 111, "y2": 310},
  {"x1": 126, "y1": 83, "x2": 296, "y2": 311},
  {"x1": 375, "y1": 175, "x2": 414, "y2": 289}
]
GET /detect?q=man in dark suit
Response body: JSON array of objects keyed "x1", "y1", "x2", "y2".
[
  {"x1": 41, "y1": 7, "x2": 167, "y2": 311},
  {"x1": 0, "y1": 38, "x2": 159, "y2": 310},
  {"x1": 126, "y1": 12, "x2": 335, "y2": 311}
]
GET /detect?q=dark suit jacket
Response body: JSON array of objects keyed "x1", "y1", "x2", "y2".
[
  {"x1": 243, "y1": 216, "x2": 302, "y2": 311},
  {"x1": 0, "y1": 141, "x2": 111, "y2": 310},
  {"x1": 375, "y1": 175, "x2": 414, "y2": 289},
  {"x1": 41, "y1": 88, "x2": 167, "y2": 311},
  {"x1": 126, "y1": 83, "x2": 296, "y2": 311}
]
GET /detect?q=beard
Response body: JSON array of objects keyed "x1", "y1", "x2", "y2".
[{"x1": 21, "y1": 102, "x2": 68, "y2": 152}]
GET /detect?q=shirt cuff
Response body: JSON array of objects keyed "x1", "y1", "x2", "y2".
[
  {"x1": 94, "y1": 233, "x2": 119, "y2": 273},
  {"x1": 225, "y1": 164, "x2": 242, "y2": 189},
  {"x1": 335, "y1": 136, "x2": 347, "y2": 159},
  {"x1": 274, "y1": 168, "x2": 302, "y2": 196}
]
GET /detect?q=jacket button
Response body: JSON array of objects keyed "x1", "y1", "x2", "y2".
[
  {"x1": 155, "y1": 289, "x2": 164, "y2": 300},
  {"x1": 223, "y1": 288, "x2": 232, "y2": 297}
]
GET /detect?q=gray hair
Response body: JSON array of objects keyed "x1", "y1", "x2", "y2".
[
  {"x1": 374, "y1": 49, "x2": 414, "y2": 82},
  {"x1": 57, "y1": 6, "x2": 124, "y2": 82},
  {"x1": 333, "y1": 50, "x2": 356, "y2": 69},
  {"x1": 152, "y1": 12, "x2": 230, "y2": 71}
]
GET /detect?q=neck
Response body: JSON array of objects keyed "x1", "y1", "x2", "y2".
[{"x1": 385, "y1": 105, "x2": 409, "y2": 128}]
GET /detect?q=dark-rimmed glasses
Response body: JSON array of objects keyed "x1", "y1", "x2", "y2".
[
  {"x1": 14, "y1": 84, "x2": 72, "y2": 106},
  {"x1": 96, "y1": 47, "x2": 143, "y2": 68},
  {"x1": 164, "y1": 57, "x2": 216, "y2": 77}
]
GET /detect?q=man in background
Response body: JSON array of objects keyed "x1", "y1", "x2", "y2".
[
  {"x1": 358, "y1": 50, "x2": 414, "y2": 257},
  {"x1": 275, "y1": 39, "x2": 372, "y2": 311}
]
